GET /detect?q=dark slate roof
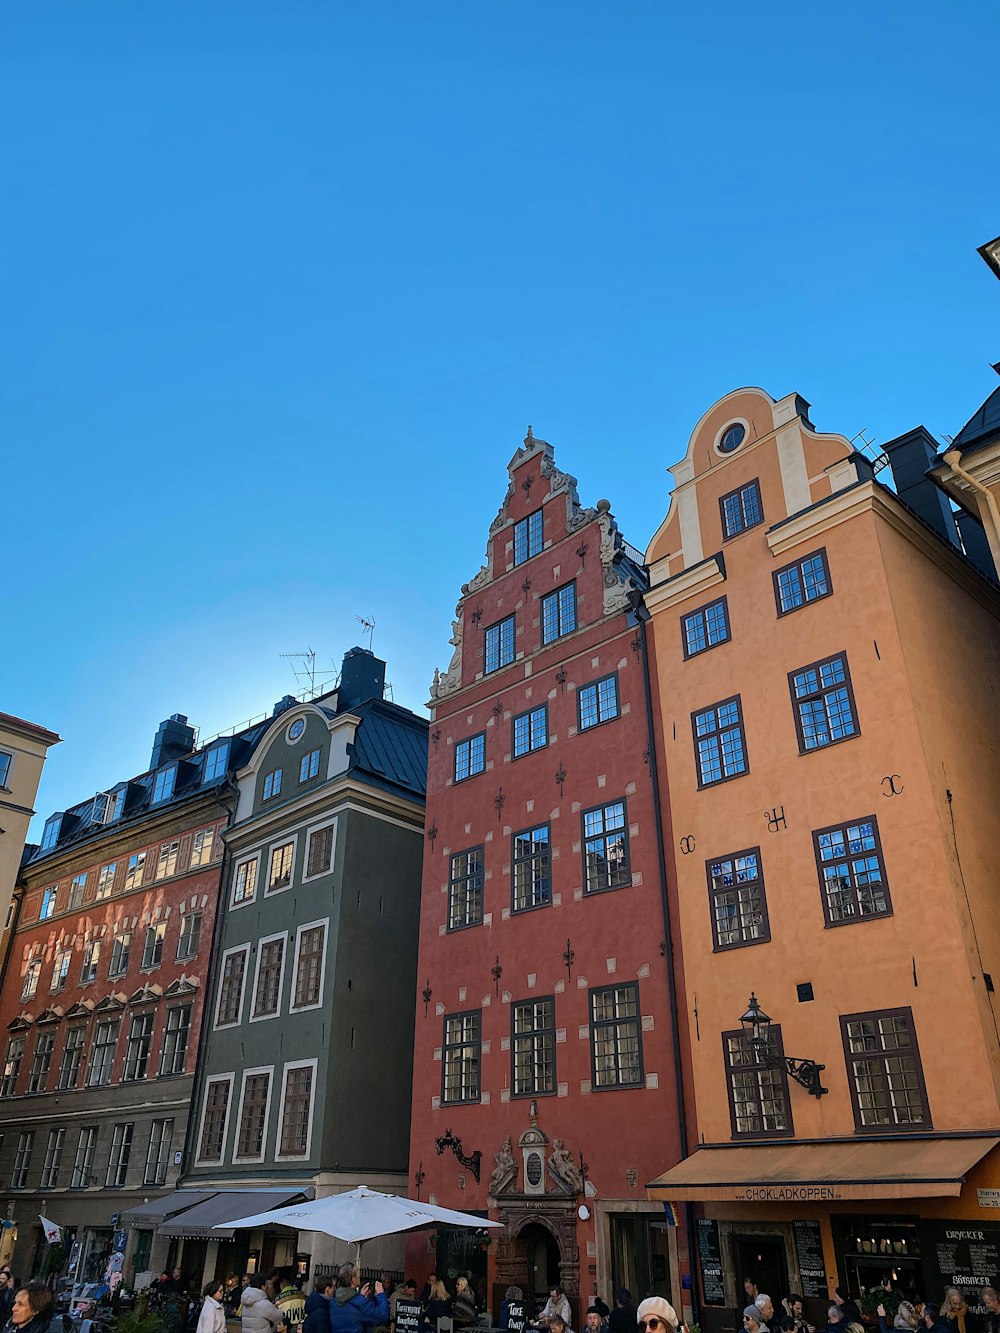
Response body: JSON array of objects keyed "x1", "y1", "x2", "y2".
[
  {"x1": 953, "y1": 385, "x2": 1000, "y2": 453},
  {"x1": 349, "y1": 699, "x2": 428, "y2": 800}
]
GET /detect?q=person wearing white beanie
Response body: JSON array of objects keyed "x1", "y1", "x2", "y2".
[{"x1": 636, "y1": 1299, "x2": 679, "y2": 1333}]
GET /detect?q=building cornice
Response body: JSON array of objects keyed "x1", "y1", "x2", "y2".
[
  {"x1": 645, "y1": 554, "x2": 726, "y2": 614},
  {"x1": 223, "y1": 772, "x2": 424, "y2": 849}
]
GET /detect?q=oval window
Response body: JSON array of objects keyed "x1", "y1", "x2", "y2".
[
  {"x1": 526, "y1": 1151, "x2": 543, "y2": 1186},
  {"x1": 287, "y1": 718, "x2": 306, "y2": 742},
  {"x1": 719, "y1": 423, "x2": 746, "y2": 454}
]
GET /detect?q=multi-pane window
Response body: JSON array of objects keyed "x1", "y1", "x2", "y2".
[
  {"x1": 693, "y1": 696, "x2": 748, "y2": 787},
  {"x1": 590, "y1": 984, "x2": 643, "y2": 1089},
  {"x1": 71, "y1": 1127, "x2": 97, "y2": 1188},
  {"x1": 40, "y1": 886, "x2": 57, "y2": 920},
  {"x1": 21, "y1": 960, "x2": 40, "y2": 1000},
  {"x1": 292, "y1": 925, "x2": 326, "y2": 1009},
  {"x1": 583, "y1": 801, "x2": 630, "y2": 895},
  {"x1": 512, "y1": 998, "x2": 555, "y2": 1097},
  {"x1": 454, "y1": 734, "x2": 486, "y2": 783},
  {"x1": 842, "y1": 1008, "x2": 930, "y2": 1132},
  {"x1": 51, "y1": 951, "x2": 71, "y2": 992},
  {"x1": 159, "y1": 1004, "x2": 192, "y2": 1076},
  {"x1": 109, "y1": 932, "x2": 132, "y2": 977},
  {"x1": 512, "y1": 825, "x2": 551, "y2": 913},
  {"x1": 199, "y1": 1080, "x2": 231, "y2": 1161},
  {"x1": 176, "y1": 912, "x2": 202, "y2": 961},
  {"x1": 278, "y1": 1064, "x2": 314, "y2": 1157},
  {"x1": 217, "y1": 949, "x2": 248, "y2": 1025},
  {"x1": 40, "y1": 815, "x2": 61, "y2": 851},
  {"x1": 11, "y1": 1131, "x2": 33, "y2": 1188},
  {"x1": 106, "y1": 1122, "x2": 134, "y2": 1187},
  {"x1": 299, "y1": 748, "x2": 321, "y2": 783},
  {"x1": 57, "y1": 1026, "x2": 86, "y2": 1089},
  {"x1": 142, "y1": 923, "x2": 166, "y2": 969},
  {"x1": 232, "y1": 858, "x2": 258, "y2": 905},
  {"x1": 263, "y1": 768, "x2": 283, "y2": 801},
  {"x1": 88, "y1": 1020, "x2": 120, "y2": 1086},
  {"x1": 1, "y1": 1038, "x2": 25, "y2": 1096},
  {"x1": 123, "y1": 1013, "x2": 155, "y2": 1081},
  {"x1": 541, "y1": 583, "x2": 577, "y2": 645},
  {"x1": 190, "y1": 829, "x2": 215, "y2": 867},
  {"x1": 814, "y1": 816, "x2": 891, "y2": 925},
  {"x1": 0, "y1": 751, "x2": 10, "y2": 787},
  {"x1": 268, "y1": 842, "x2": 294, "y2": 891},
  {"x1": 306, "y1": 825, "x2": 333, "y2": 877},
  {"x1": 236, "y1": 1071, "x2": 271, "y2": 1159},
  {"x1": 485, "y1": 615, "x2": 516, "y2": 674},
  {"x1": 40, "y1": 1128, "x2": 64, "y2": 1189},
  {"x1": 513, "y1": 705, "x2": 547, "y2": 758},
  {"x1": 707, "y1": 849, "x2": 769, "y2": 950},
  {"x1": 720, "y1": 478, "x2": 763, "y2": 539},
  {"x1": 27, "y1": 1033, "x2": 55, "y2": 1093},
  {"x1": 144, "y1": 1119, "x2": 173, "y2": 1185},
  {"x1": 578, "y1": 674, "x2": 619, "y2": 731},
  {"x1": 69, "y1": 873, "x2": 87, "y2": 908},
  {"x1": 513, "y1": 510, "x2": 543, "y2": 566},
  {"x1": 253, "y1": 938, "x2": 285, "y2": 1018},
  {"x1": 682, "y1": 597, "x2": 731, "y2": 658},
  {"x1": 442, "y1": 1011, "x2": 481, "y2": 1104},
  {"x1": 723, "y1": 1027, "x2": 793, "y2": 1137},
  {"x1": 125, "y1": 852, "x2": 146, "y2": 891},
  {"x1": 80, "y1": 941, "x2": 101, "y2": 984},
  {"x1": 774, "y1": 549, "x2": 832, "y2": 615},
  {"x1": 448, "y1": 848, "x2": 484, "y2": 930},
  {"x1": 96, "y1": 863, "x2": 116, "y2": 900},
  {"x1": 790, "y1": 654, "x2": 858, "y2": 752},
  {"x1": 152, "y1": 766, "x2": 176, "y2": 804},
  {"x1": 156, "y1": 840, "x2": 180, "y2": 880},
  {"x1": 203, "y1": 744, "x2": 229, "y2": 783}
]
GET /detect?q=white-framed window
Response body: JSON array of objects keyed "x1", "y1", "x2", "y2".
[
  {"x1": 203, "y1": 743, "x2": 229, "y2": 783},
  {"x1": 234, "y1": 1065, "x2": 274, "y2": 1162},
  {"x1": 267, "y1": 841, "x2": 295, "y2": 893},
  {"x1": 40, "y1": 1127, "x2": 65, "y2": 1189},
  {"x1": 141, "y1": 923, "x2": 166, "y2": 969},
  {"x1": 197, "y1": 1074, "x2": 234, "y2": 1163},
  {"x1": 290, "y1": 920, "x2": 328, "y2": 1012},
  {"x1": 215, "y1": 945, "x2": 250, "y2": 1027},
  {"x1": 299, "y1": 748, "x2": 321, "y2": 783},
  {"x1": 263, "y1": 768, "x2": 283, "y2": 801},
  {"x1": 123, "y1": 1012, "x2": 155, "y2": 1081},
  {"x1": 232, "y1": 855, "x2": 259, "y2": 908},
  {"x1": 40, "y1": 886, "x2": 57, "y2": 920},
  {"x1": 159, "y1": 1004, "x2": 191, "y2": 1076},
  {"x1": 68, "y1": 873, "x2": 87, "y2": 909},
  {"x1": 11, "y1": 1130, "x2": 34, "y2": 1188},
  {"x1": 125, "y1": 852, "x2": 146, "y2": 891},
  {"x1": 251, "y1": 933, "x2": 287, "y2": 1022},
  {"x1": 152, "y1": 766, "x2": 177, "y2": 804},
  {"x1": 109, "y1": 932, "x2": 132, "y2": 977},
  {"x1": 144, "y1": 1118, "x2": 173, "y2": 1185},
  {"x1": 176, "y1": 912, "x2": 202, "y2": 961},
  {"x1": 95, "y1": 862, "x2": 117, "y2": 900},
  {"x1": 275, "y1": 1058, "x2": 317, "y2": 1160},
  {"x1": 156, "y1": 840, "x2": 180, "y2": 880},
  {"x1": 80, "y1": 940, "x2": 101, "y2": 984},
  {"x1": 71, "y1": 1126, "x2": 98, "y2": 1188},
  {"x1": 0, "y1": 750, "x2": 12, "y2": 789},
  {"x1": 21, "y1": 959, "x2": 41, "y2": 1000},
  {"x1": 50, "y1": 951, "x2": 71, "y2": 992},
  {"x1": 106, "y1": 1121, "x2": 134, "y2": 1187},
  {"x1": 303, "y1": 821, "x2": 335, "y2": 881},
  {"x1": 190, "y1": 828, "x2": 215, "y2": 867}
]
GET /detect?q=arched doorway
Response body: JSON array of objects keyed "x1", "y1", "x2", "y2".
[{"x1": 517, "y1": 1222, "x2": 561, "y2": 1315}]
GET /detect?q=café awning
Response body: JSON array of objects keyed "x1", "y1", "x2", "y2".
[
  {"x1": 118, "y1": 1191, "x2": 219, "y2": 1230},
  {"x1": 158, "y1": 1188, "x2": 310, "y2": 1239},
  {"x1": 646, "y1": 1136, "x2": 1000, "y2": 1203}
]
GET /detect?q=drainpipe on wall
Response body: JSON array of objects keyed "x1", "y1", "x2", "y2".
[{"x1": 943, "y1": 449, "x2": 1000, "y2": 569}]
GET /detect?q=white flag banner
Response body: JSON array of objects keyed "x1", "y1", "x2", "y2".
[{"x1": 39, "y1": 1216, "x2": 61, "y2": 1244}]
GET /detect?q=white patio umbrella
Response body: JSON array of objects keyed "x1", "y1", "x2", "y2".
[{"x1": 213, "y1": 1183, "x2": 502, "y2": 1267}]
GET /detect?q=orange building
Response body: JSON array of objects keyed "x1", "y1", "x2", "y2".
[{"x1": 641, "y1": 388, "x2": 1000, "y2": 1325}]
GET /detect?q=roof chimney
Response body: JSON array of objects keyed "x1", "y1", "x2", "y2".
[
  {"x1": 150, "y1": 713, "x2": 196, "y2": 771},
  {"x1": 338, "y1": 646, "x2": 386, "y2": 712},
  {"x1": 272, "y1": 695, "x2": 298, "y2": 718},
  {"x1": 882, "y1": 427, "x2": 959, "y2": 545}
]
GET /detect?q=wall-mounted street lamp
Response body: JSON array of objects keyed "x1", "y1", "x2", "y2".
[
  {"x1": 978, "y1": 234, "x2": 1000, "y2": 282},
  {"x1": 739, "y1": 992, "x2": 828, "y2": 1098}
]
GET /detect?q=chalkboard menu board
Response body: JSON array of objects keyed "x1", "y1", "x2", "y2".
[
  {"x1": 922, "y1": 1222, "x2": 1000, "y2": 1309},
  {"x1": 697, "y1": 1219, "x2": 725, "y2": 1306},
  {"x1": 793, "y1": 1220, "x2": 827, "y2": 1299},
  {"x1": 396, "y1": 1300, "x2": 422, "y2": 1333},
  {"x1": 506, "y1": 1300, "x2": 527, "y2": 1333}
]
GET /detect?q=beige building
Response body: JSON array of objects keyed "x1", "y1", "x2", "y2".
[{"x1": 0, "y1": 712, "x2": 60, "y2": 962}]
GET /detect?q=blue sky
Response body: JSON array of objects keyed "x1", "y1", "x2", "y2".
[{"x1": 2, "y1": 0, "x2": 998, "y2": 836}]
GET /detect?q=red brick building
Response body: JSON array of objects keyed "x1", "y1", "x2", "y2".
[{"x1": 408, "y1": 430, "x2": 689, "y2": 1319}]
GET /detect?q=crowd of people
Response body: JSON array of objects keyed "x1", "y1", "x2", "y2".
[{"x1": 737, "y1": 1276, "x2": 1000, "y2": 1333}]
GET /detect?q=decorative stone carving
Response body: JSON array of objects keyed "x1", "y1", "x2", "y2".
[
  {"x1": 547, "y1": 1138, "x2": 583, "y2": 1196},
  {"x1": 489, "y1": 1135, "x2": 518, "y2": 1197},
  {"x1": 596, "y1": 498, "x2": 640, "y2": 614},
  {"x1": 429, "y1": 602, "x2": 466, "y2": 701}
]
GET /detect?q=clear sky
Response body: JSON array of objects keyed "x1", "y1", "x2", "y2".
[{"x1": 3, "y1": 0, "x2": 998, "y2": 837}]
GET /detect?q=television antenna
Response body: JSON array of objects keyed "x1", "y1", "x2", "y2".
[
  {"x1": 280, "y1": 647, "x2": 337, "y2": 700},
  {"x1": 356, "y1": 615, "x2": 376, "y2": 651}
]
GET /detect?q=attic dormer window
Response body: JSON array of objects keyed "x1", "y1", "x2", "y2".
[
  {"x1": 40, "y1": 815, "x2": 62, "y2": 852},
  {"x1": 152, "y1": 766, "x2": 177, "y2": 804},
  {"x1": 203, "y1": 743, "x2": 229, "y2": 784}
]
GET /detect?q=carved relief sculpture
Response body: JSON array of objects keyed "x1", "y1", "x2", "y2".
[
  {"x1": 547, "y1": 1137, "x2": 583, "y2": 1195},
  {"x1": 489, "y1": 1134, "x2": 518, "y2": 1196}
]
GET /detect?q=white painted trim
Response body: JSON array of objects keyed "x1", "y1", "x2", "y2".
[
  {"x1": 249, "y1": 932, "x2": 288, "y2": 1024},
  {"x1": 274, "y1": 1056, "x2": 319, "y2": 1161},
  {"x1": 196, "y1": 1071, "x2": 235, "y2": 1165},
  {"x1": 265, "y1": 835, "x2": 298, "y2": 897},
  {"x1": 774, "y1": 423, "x2": 811, "y2": 516},
  {"x1": 230, "y1": 851, "x2": 261, "y2": 911},
  {"x1": 645, "y1": 555, "x2": 726, "y2": 614},
  {"x1": 713, "y1": 416, "x2": 751, "y2": 459},
  {"x1": 231, "y1": 1063, "x2": 275, "y2": 1164},
  {"x1": 214, "y1": 944, "x2": 251, "y2": 1029},
  {"x1": 289, "y1": 917, "x2": 329, "y2": 1014},
  {"x1": 301, "y1": 817, "x2": 338, "y2": 885}
]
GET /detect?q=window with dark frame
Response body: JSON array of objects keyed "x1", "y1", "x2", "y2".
[
  {"x1": 541, "y1": 583, "x2": 577, "y2": 645},
  {"x1": 582, "y1": 801, "x2": 630, "y2": 894},
  {"x1": 236, "y1": 1071, "x2": 271, "y2": 1158},
  {"x1": 123, "y1": 1012, "x2": 155, "y2": 1080},
  {"x1": 70, "y1": 1126, "x2": 96, "y2": 1188},
  {"x1": 263, "y1": 768, "x2": 283, "y2": 801},
  {"x1": 190, "y1": 829, "x2": 215, "y2": 867},
  {"x1": 514, "y1": 510, "x2": 543, "y2": 565},
  {"x1": 442, "y1": 1010, "x2": 481, "y2": 1104},
  {"x1": 723, "y1": 1026, "x2": 794, "y2": 1138},
  {"x1": 80, "y1": 941, "x2": 101, "y2": 984},
  {"x1": 707, "y1": 849, "x2": 770, "y2": 950},
  {"x1": 682, "y1": 597, "x2": 731, "y2": 658},
  {"x1": 109, "y1": 932, "x2": 131, "y2": 978},
  {"x1": 145, "y1": 1118, "x2": 173, "y2": 1185},
  {"x1": 512, "y1": 997, "x2": 556, "y2": 1096},
  {"x1": 485, "y1": 615, "x2": 516, "y2": 674},
  {"x1": 774, "y1": 548, "x2": 832, "y2": 615},
  {"x1": 306, "y1": 825, "x2": 334, "y2": 877},
  {"x1": 176, "y1": 912, "x2": 202, "y2": 961},
  {"x1": 790, "y1": 653, "x2": 859, "y2": 752},
  {"x1": 814, "y1": 816, "x2": 891, "y2": 925},
  {"x1": 232, "y1": 857, "x2": 257, "y2": 905},
  {"x1": 512, "y1": 825, "x2": 551, "y2": 912},
  {"x1": 268, "y1": 841, "x2": 294, "y2": 891},
  {"x1": 96, "y1": 862, "x2": 116, "y2": 899},
  {"x1": 69, "y1": 874, "x2": 87, "y2": 909},
  {"x1": 27, "y1": 1032, "x2": 54, "y2": 1093},
  {"x1": 693, "y1": 696, "x2": 748, "y2": 787},
  {"x1": 40, "y1": 1128, "x2": 64, "y2": 1189},
  {"x1": 578, "y1": 674, "x2": 619, "y2": 731},
  {"x1": 125, "y1": 852, "x2": 146, "y2": 891},
  {"x1": 299, "y1": 748, "x2": 321, "y2": 783},
  {"x1": 590, "y1": 983, "x2": 643, "y2": 1089},
  {"x1": 141, "y1": 923, "x2": 165, "y2": 969},
  {"x1": 512, "y1": 705, "x2": 547, "y2": 758},
  {"x1": 57, "y1": 1026, "x2": 86, "y2": 1089},
  {"x1": 1, "y1": 1037, "x2": 25, "y2": 1096},
  {"x1": 88, "y1": 1019, "x2": 119, "y2": 1086},
  {"x1": 454, "y1": 733, "x2": 486, "y2": 783},
  {"x1": 199, "y1": 1079, "x2": 230, "y2": 1161},
  {"x1": 448, "y1": 847, "x2": 484, "y2": 930},
  {"x1": 841, "y1": 1007, "x2": 930, "y2": 1132},
  {"x1": 720, "y1": 479, "x2": 764, "y2": 539},
  {"x1": 106, "y1": 1121, "x2": 133, "y2": 1187},
  {"x1": 11, "y1": 1131, "x2": 33, "y2": 1188}
]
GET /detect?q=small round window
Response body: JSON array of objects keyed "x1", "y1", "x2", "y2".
[
  {"x1": 719, "y1": 422, "x2": 746, "y2": 454},
  {"x1": 287, "y1": 718, "x2": 306, "y2": 742}
]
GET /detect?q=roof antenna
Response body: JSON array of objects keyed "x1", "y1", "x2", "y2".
[
  {"x1": 280, "y1": 647, "x2": 337, "y2": 700},
  {"x1": 356, "y1": 615, "x2": 376, "y2": 651}
]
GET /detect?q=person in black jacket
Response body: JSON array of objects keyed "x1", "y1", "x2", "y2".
[
  {"x1": 1, "y1": 1282, "x2": 54, "y2": 1333},
  {"x1": 609, "y1": 1294, "x2": 633, "y2": 1333}
]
